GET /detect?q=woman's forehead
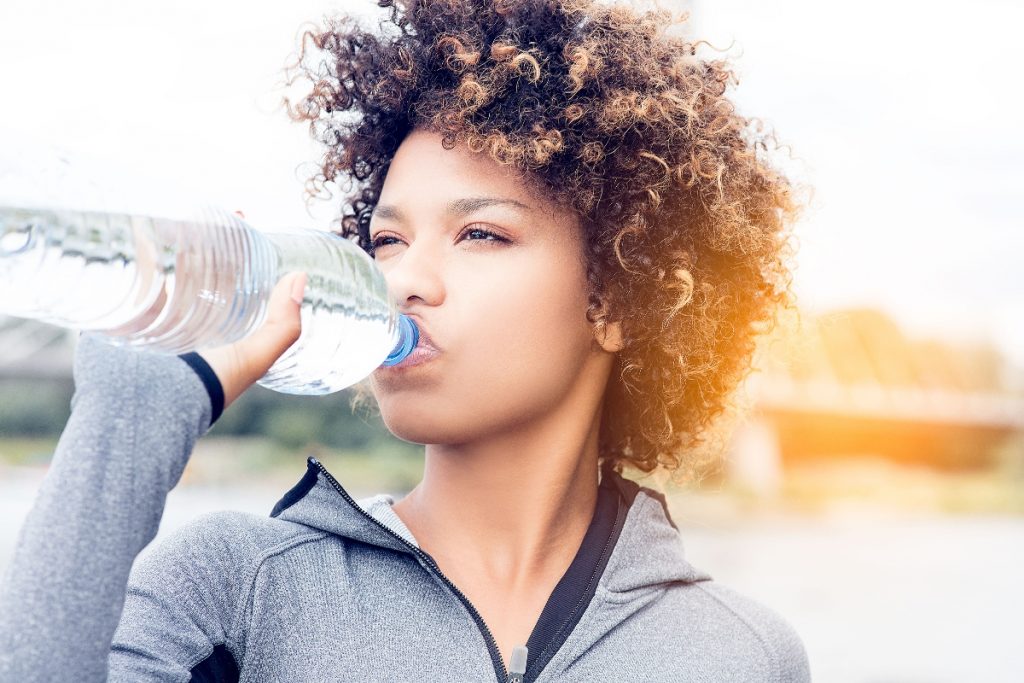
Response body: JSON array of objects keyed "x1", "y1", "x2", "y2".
[{"x1": 382, "y1": 129, "x2": 571, "y2": 219}]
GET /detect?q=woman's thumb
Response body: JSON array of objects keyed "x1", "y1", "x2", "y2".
[
  {"x1": 231, "y1": 271, "x2": 307, "y2": 376},
  {"x1": 259, "y1": 270, "x2": 307, "y2": 351}
]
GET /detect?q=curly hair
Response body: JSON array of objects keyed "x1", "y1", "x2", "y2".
[{"x1": 284, "y1": 0, "x2": 801, "y2": 484}]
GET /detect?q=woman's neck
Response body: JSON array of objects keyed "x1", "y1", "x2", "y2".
[{"x1": 392, "y1": 409, "x2": 602, "y2": 592}]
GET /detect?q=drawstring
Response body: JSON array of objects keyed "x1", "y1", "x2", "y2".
[{"x1": 506, "y1": 645, "x2": 528, "y2": 683}]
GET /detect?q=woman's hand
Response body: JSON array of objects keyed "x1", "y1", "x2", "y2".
[
  {"x1": 198, "y1": 210, "x2": 307, "y2": 411},
  {"x1": 197, "y1": 270, "x2": 307, "y2": 411}
]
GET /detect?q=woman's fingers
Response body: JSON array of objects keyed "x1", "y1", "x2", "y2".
[
  {"x1": 198, "y1": 205, "x2": 307, "y2": 409},
  {"x1": 242, "y1": 270, "x2": 307, "y2": 372},
  {"x1": 197, "y1": 271, "x2": 307, "y2": 410}
]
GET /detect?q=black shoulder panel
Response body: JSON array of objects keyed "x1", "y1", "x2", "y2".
[{"x1": 189, "y1": 644, "x2": 240, "y2": 683}]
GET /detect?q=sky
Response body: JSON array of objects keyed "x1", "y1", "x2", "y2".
[{"x1": 1, "y1": 0, "x2": 1021, "y2": 369}]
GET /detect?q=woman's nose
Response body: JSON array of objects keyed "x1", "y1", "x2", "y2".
[{"x1": 378, "y1": 238, "x2": 446, "y2": 308}]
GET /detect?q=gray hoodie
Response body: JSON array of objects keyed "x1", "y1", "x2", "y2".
[{"x1": 0, "y1": 334, "x2": 811, "y2": 682}]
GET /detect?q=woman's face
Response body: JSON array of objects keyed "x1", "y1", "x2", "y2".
[{"x1": 367, "y1": 128, "x2": 614, "y2": 446}]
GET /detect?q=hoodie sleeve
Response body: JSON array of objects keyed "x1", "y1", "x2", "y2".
[
  {"x1": 694, "y1": 582, "x2": 812, "y2": 682},
  {"x1": 0, "y1": 333, "x2": 215, "y2": 683}
]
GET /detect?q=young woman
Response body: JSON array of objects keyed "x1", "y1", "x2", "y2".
[{"x1": 0, "y1": 1, "x2": 809, "y2": 680}]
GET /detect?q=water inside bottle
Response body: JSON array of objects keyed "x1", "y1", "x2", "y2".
[
  {"x1": 0, "y1": 137, "x2": 409, "y2": 394},
  {"x1": 258, "y1": 229, "x2": 403, "y2": 394},
  {"x1": 0, "y1": 204, "x2": 407, "y2": 395}
]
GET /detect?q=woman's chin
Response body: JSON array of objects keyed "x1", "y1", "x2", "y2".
[
  {"x1": 381, "y1": 423, "x2": 447, "y2": 447},
  {"x1": 378, "y1": 407, "x2": 452, "y2": 446},
  {"x1": 377, "y1": 405, "x2": 493, "y2": 447}
]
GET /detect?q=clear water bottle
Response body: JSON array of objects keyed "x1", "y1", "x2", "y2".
[{"x1": 0, "y1": 148, "x2": 418, "y2": 395}]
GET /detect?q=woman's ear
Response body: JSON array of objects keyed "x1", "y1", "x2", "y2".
[{"x1": 594, "y1": 319, "x2": 624, "y2": 353}]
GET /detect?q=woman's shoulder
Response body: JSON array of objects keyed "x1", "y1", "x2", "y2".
[
  {"x1": 132, "y1": 509, "x2": 328, "y2": 584},
  {"x1": 664, "y1": 578, "x2": 811, "y2": 681}
]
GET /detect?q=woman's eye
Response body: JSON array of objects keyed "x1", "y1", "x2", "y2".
[
  {"x1": 459, "y1": 226, "x2": 508, "y2": 243},
  {"x1": 370, "y1": 235, "x2": 399, "y2": 251},
  {"x1": 370, "y1": 226, "x2": 508, "y2": 253}
]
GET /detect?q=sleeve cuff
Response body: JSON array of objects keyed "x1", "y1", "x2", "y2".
[{"x1": 177, "y1": 352, "x2": 225, "y2": 426}]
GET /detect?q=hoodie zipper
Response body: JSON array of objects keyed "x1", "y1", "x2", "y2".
[{"x1": 310, "y1": 458, "x2": 525, "y2": 683}]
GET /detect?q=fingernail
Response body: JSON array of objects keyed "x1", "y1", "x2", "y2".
[{"x1": 290, "y1": 273, "x2": 306, "y2": 305}]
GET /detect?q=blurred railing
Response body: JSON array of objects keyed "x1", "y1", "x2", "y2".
[{"x1": 729, "y1": 308, "x2": 1024, "y2": 487}]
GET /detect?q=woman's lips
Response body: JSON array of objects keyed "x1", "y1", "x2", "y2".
[
  {"x1": 383, "y1": 318, "x2": 441, "y2": 369},
  {"x1": 390, "y1": 342, "x2": 441, "y2": 368},
  {"x1": 411, "y1": 319, "x2": 441, "y2": 353}
]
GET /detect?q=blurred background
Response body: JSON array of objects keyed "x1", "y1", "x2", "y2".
[{"x1": 1, "y1": 0, "x2": 1022, "y2": 681}]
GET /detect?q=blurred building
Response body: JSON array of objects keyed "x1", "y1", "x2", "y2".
[{"x1": 727, "y1": 307, "x2": 1024, "y2": 494}]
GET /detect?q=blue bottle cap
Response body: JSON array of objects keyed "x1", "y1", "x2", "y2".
[{"x1": 381, "y1": 314, "x2": 419, "y2": 366}]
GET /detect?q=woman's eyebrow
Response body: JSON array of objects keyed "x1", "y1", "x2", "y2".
[{"x1": 372, "y1": 196, "x2": 533, "y2": 222}]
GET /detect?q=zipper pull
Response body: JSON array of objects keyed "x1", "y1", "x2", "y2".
[{"x1": 506, "y1": 645, "x2": 528, "y2": 683}]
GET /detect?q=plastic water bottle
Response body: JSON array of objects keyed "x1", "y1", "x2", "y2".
[{"x1": 0, "y1": 150, "x2": 418, "y2": 396}]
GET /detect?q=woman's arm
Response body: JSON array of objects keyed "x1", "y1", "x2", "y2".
[
  {"x1": 0, "y1": 333, "x2": 217, "y2": 681},
  {"x1": 0, "y1": 272, "x2": 306, "y2": 682}
]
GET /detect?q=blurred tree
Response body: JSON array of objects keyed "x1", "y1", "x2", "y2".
[
  {"x1": 0, "y1": 378, "x2": 405, "y2": 456},
  {"x1": 0, "y1": 379, "x2": 73, "y2": 437}
]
